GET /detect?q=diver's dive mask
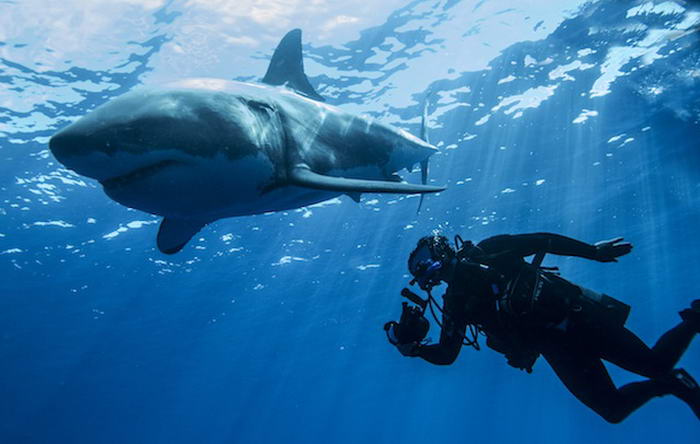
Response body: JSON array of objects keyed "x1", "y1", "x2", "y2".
[
  {"x1": 410, "y1": 259, "x2": 443, "y2": 291},
  {"x1": 407, "y1": 235, "x2": 459, "y2": 291},
  {"x1": 409, "y1": 244, "x2": 444, "y2": 291}
]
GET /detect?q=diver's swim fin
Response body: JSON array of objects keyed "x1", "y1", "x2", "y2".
[
  {"x1": 660, "y1": 368, "x2": 700, "y2": 420},
  {"x1": 290, "y1": 165, "x2": 445, "y2": 194},
  {"x1": 680, "y1": 299, "x2": 700, "y2": 333}
]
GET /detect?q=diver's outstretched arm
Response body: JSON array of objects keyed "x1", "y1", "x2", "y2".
[
  {"x1": 477, "y1": 233, "x2": 632, "y2": 262},
  {"x1": 593, "y1": 237, "x2": 633, "y2": 262}
]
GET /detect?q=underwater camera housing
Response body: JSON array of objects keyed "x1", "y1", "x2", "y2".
[{"x1": 384, "y1": 289, "x2": 430, "y2": 345}]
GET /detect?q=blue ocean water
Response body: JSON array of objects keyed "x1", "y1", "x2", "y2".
[{"x1": 1, "y1": 0, "x2": 699, "y2": 442}]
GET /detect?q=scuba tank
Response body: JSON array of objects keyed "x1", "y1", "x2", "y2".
[{"x1": 574, "y1": 286, "x2": 631, "y2": 329}]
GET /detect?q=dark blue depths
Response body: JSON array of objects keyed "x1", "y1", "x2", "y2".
[{"x1": 1, "y1": 1, "x2": 699, "y2": 443}]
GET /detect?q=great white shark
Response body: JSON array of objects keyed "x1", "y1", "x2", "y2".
[{"x1": 49, "y1": 29, "x2": 444, "y2": 254}]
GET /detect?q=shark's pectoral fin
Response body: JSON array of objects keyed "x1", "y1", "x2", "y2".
[
  {"x1": 262, "y1": 29, "x2": 325, "y2": 102},
  {"x1": 157, "y1": 218, "x2": 207, "y2": 254},
  {"x1": 290, "y1": 165, "x2": 445, "y2": 195}
]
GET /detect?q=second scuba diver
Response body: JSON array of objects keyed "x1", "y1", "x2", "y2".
[{"x1": 384, "y1": 232, "x2": 700, "y2": 423}]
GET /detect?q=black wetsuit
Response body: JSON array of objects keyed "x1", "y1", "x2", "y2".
[{"x1": 416, "y1": 233, "x2": 697, "y2": 423}]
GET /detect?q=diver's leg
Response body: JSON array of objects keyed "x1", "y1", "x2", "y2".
[
  {"x1": 543, "y1": 351, "x2": 665, "y2": 424},
  {"x1": 653, "y1": 299, "x2": 700, "y2": 366},
  {"x1": 647, "y1": 321, "x2": 697, "y2": 371},
  {"x1": 597, "y1": 325, "x2": 695, "y2": 377},
  {"x1": 590, "y1": 322, "x2": 699, "y2": 419},
  {"x1": 585, "y1": 299, "x2": 698, "y2": 377}
]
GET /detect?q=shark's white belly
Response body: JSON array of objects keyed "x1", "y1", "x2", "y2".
[{"x1": 103, "y1": 151, "x2": 340, "y2": 220}]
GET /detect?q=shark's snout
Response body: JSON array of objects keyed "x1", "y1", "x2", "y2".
[
  {"x1": 49, "y1": 122, "x2": 121, "y2": 181},
  {"x1": 49, "y1": 118, "x2": 178, "y2": 185},
  {"x1": 49, "y1": 127, "x2": 84, "y2": 163}
]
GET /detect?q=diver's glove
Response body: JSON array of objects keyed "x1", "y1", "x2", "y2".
[
  {"x1": 594, "y1": 237, "x2": 633, "y2": 262},
  {"x1": 506, "y1": 350, "x2": 540, "y2": 374}
]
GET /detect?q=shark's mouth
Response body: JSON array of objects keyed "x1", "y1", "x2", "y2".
[{"x1": 100, "y1": 160, "x2": 181, "y2": 189}]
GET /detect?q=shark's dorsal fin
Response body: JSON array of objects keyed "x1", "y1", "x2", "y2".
[
  {"x1": 262, "y1": 29, "x2": 325, "y2": 102},
  {"x1": 290, "y1": 165, "x2": 445, "y2": 194},
  {"x1": 157, "y1": 218, "x2": 207, "y2": 254}
]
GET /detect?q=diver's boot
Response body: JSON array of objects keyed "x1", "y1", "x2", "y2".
[
  {"x1": 679, "y1": 299, "x2": 700, "y2": 333},
  {"x1": 658, "y1": 369, "x2": 700, "y2": 420}
]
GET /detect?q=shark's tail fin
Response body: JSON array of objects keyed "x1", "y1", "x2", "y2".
[{"x1": 262, "y1": 29, "x2": 325, "y2": 102}]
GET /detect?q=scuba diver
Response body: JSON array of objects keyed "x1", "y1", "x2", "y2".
[{"x1": 384, "y1": 232, "x2": 700, "y2": 423}]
